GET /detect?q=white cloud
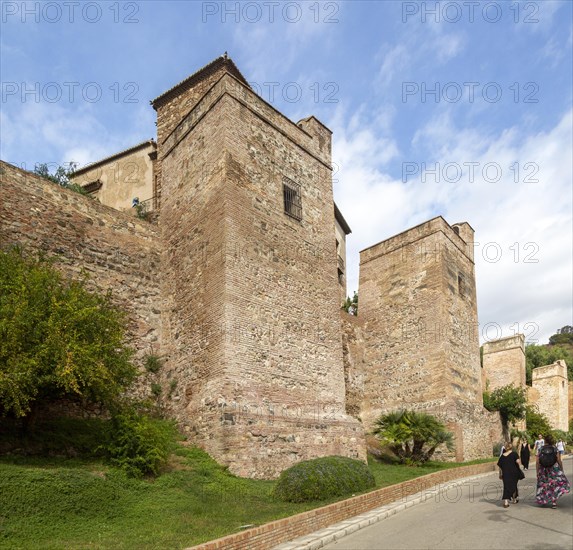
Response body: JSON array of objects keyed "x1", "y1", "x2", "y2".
[{"x1": 335, "y1": 108, "x2": 572, "y2": 344}]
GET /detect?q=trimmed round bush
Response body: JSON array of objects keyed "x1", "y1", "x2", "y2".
[{"x1": 272, "y1": 456, "x2": 375, "y2": 503}]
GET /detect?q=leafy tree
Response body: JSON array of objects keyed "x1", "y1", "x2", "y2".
[
  {"x1": 524, "y1": 406, "x2": 552, "y2": 440},
  {"x1": 548, "y1": 326, "x2": 573, "y2": 346},
  {"x1": 372, "y1": 410, "x2": 454, "y2": 464},
  {"x1": 0, "y1": 248, "x2": 136, "y2": 424},
  {"x1": 525, "y1": 343, "x2": 572, "y2": 384},
  {"x1": 33, "y1": 162, "x2": 87, "y2": 195},
  {"x1": 342, "y1": 291, "x2": 358, "y2": 315},
  {"x1": 483, "y1": 384, "x2": 527, "y2": 441}
]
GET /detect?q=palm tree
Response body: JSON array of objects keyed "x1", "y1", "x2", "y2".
[{"x1": 373, "y1": 410, "x2": 454, "y2": 464}]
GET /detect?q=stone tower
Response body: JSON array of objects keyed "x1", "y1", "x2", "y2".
[
  {"x1": 152, "y1": 56, "x2": 365, "y2": 478},
  {"x1": 531, "y1": 360, "x2": 569, "y2": 431},
  {"x1": 482, "y1": 334, "x2": 526, "y2": 392},
  {"x1": 357, "y1": 217, "x2": 491, "y2": 461}
]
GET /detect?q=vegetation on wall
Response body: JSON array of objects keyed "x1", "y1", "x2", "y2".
[
  {"x1": 33, "y1": 162, "x2": 88, "y2": 195},
  {"x1": 342, "y1": 290, "x2": 358, "y2": 315}
]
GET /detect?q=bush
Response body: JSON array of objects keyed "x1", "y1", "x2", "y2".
[
  {"x1": 103, "y1": 412, "x2": 178, "y2": 478},
  {"x1": 272, "y1": 456, "x2": 375, "y2": 503}
]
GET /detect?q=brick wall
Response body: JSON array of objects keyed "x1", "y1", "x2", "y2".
[
  {"x1": 159, "y1": 72, "x2": 365, "y2": 478},
  {"x1": 187, "y1": 461, "x2": 497, "y2": 550}
]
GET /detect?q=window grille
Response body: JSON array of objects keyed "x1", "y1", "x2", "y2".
[{"x1": 283, "y1": 178, "x2": 302, "y2": 221}]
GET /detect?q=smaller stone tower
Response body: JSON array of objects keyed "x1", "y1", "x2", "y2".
[
  {"x1": 531, "y1": 360, "x2": 569, "y2": 431},
  {"x1": 482, "y1": 334, "x2": 526, "y2": 392}
]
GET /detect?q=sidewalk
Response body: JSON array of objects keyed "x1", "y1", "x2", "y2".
[{"x1": 275, "y1": 457, "x2": 573, "y2": 550}]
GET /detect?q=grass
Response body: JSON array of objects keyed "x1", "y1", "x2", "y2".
[{"x1": 0, "y1": 421, "x2": 496, "y2": 549}]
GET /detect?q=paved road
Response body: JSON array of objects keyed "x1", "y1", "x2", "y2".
[{"x1": 323, "y1": 458, "x2": 572, "y2": 550}]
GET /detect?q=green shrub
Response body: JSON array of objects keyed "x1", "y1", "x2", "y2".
[
  {"x1": 272, "y1": 456, "x2": 375, "y2": 503},
  {"x1": 103, "y1": 412, "x2": 177, "y2": 478},
  {"x1": 144, "y1": 354, "x2": 162, "y2": 374}
]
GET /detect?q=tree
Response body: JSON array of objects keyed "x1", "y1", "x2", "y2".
[
  {"x1": 0, "y1": 248, "x2": 136, "y2": 424},
  {"x1": 548, "y1": 326, "x2": 573, "y2": 346},
  {"x1": 342, "y1": 291, "x2": 358, "y2": 315},
  {"x1": 525, "y1": 343, "x2": 572, "y2": 384},
  {"x1": 372, "y1": 410, "x2": 454, "y2": 464},
  {"x1": 483, "y1": 384, "x2": 527, "y2": 441},
  {"x1": 33, "y1": 162, "x2": 87, "y2": 195}
]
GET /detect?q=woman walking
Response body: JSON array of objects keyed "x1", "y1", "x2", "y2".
[
  {"x1": 520, "y1": 438, "x2": 531, "y2": 470},
  {"x1": 536, "y1": 434, "x2": 570, "y2": 508},
  {"x1": 497, "y1": 441, "x2": 522, "y2": 508}
]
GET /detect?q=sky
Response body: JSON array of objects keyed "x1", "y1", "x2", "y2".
[{"x1": 1, "y1": 0, "x2": 572, "y2": 345}]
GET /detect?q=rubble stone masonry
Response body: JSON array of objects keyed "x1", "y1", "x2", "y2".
[
  {"x1": 157, "y1": 71, "x2": 365, "y2": 478},
  {"x1": 356, "y1": 217, "x2": 491, "y2": 461},
  {"x1": 482, "y1": 334, "x2": 526, "y2": 391}
]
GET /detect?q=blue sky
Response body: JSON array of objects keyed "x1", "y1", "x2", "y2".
[{"x1": 1, "y1": 0, "x2": 572, "y2": 344}]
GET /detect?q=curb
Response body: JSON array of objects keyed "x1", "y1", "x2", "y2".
[{"x1": 272, "y1": 471, "x2": 497, "y2": 550}]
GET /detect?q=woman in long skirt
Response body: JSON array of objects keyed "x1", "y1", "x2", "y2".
[
  {"x1": 497, "y1": 441, "x2": 522, "y2": 508},
  {"x1": 536, "y1": 434, "x2": 570, "y2": 508}
]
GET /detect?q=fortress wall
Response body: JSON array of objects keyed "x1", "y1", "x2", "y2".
[
  {"x1": 159, "y1": 75, "x2": 365, "y2": 478},
  {"x1": 0, "y1": 161, "x2": 162, "y2": 397},
  {"x1": 358, "y1": 217, "x2": 489, "y2": 461}
]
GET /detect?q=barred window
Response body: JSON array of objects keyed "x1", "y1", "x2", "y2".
[{"x1": 283, "y1": 178, "x2": 302, "y2": 221}]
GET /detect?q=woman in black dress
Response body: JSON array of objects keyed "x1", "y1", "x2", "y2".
[
  {"x1": 520, "y1": 438, "x2": 531, "y2": 470},
  {"x1": 497, "y1": 441, "x2": 522, "y2": 508}
]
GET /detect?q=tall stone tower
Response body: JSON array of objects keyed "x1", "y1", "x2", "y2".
[
  {"x1": 152, "y1": 55, "x2": 365, "y2": 478},
  {"x1": 357, "y1": 217, "x2": 491, "y2": 461},
  {"x1": 482, "y1": 334, "x2": 526, "y2": 391},
  {"x1": 531, "y1": 360, "x2": 569, "y2": 431}
]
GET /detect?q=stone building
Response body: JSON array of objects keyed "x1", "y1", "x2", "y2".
[{"x1": 1, "y1": 54, "x2": 502, "y2": 476}]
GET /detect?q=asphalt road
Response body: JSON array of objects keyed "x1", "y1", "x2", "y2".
[{"x1": 322, "y1": 457, "x2": 573, "y2": 550}]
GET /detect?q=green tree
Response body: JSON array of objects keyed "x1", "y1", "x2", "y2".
[
  {"x1": 483, "y1": 384, "x2": 527, "y2": 441},
  {"x1": 525, "y1": 343, "x2": 573, "y2": 384},
  {"x1": 372, "y1": 410, "x2": 454, "y2": 464},
  {"x1": 0, "y1": 248, "x2": 136, "y2": 424},
  {"x1": 342, "y1": 291, "x2": 358, "y2": 315},
  {"x1": 525, "y1": 406, "x2": 552, "y2": 440},
  {"x1": 33, "y1": 162, "x2": 87, "y2": 195},
  {"x1": 549, "y1": 326, "x2": 573, "y2": 346}
]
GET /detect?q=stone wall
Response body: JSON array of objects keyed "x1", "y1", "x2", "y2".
[
  {"x1": 357, "y1": 217, "x2": 489, "y2": 461},
  {"x1": 569, "y1": 381, "x2": 573, "y2": 423},
  {"x1": 158, "y1": 72, "x2": 365, "y2": 478},
  {"x1": 482, "y1": 334, "x2": 526, "y2": 391},
  {"x1": 0, "y1": 161, "x2": 162, "y2": 400},
  {"x1": 531, "y1": 360, "x2": 569, "y2": 431},
  {"x1": 341, "y1": 312, "x2": 366, "y2": 419}
]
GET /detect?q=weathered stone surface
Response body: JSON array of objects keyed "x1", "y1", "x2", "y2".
[
  {"x1": 482, "y1": 334, "x2": 526, "y2": 391},
  {"x1": 530, "y1": 360, "x2": 569, "y2": 431},
  {"x1": 157, "y1": 71, "x2": 365, "y2": 478},
  {"x1": 355, "y1": 217, "x2": 490, "y2": 461}
]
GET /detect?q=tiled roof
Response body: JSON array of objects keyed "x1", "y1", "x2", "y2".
[
  {"x1": 71, "y1": 140, "x2": 156, "y2": 177},
  {"x1": 150, "y1": 54, "x2": 251, "y2": 109}
]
